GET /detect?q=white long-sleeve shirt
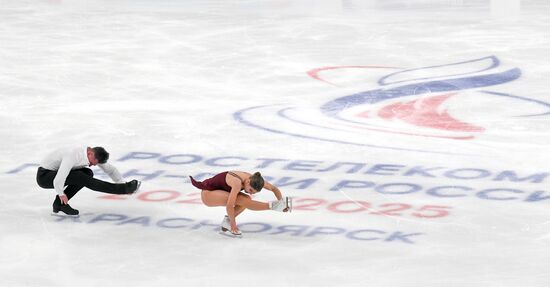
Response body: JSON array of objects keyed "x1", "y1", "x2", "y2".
[{"x1": 40, "y1": 146, "x2": 124, "y2": 195}]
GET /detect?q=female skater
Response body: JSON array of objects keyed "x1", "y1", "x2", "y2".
[{"x1": 189, "y1": 171, "x2": 292, "y2": 236}]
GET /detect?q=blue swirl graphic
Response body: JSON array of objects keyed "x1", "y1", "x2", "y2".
[{"x1": 321, "y1": 68, "x2": 522, "y2": 119}]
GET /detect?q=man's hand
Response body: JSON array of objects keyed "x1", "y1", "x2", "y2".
[{"x1": 59, "y1": 194, "x2": 69, "y2": 205}]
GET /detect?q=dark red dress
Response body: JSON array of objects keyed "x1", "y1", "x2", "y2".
[{"x1": 189, "y1": 172, "x2": 242, "y2": 192}]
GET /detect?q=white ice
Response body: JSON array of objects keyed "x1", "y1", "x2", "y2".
[{"x1": 1, "y1": 0, "x2": 550, "y2": 286}]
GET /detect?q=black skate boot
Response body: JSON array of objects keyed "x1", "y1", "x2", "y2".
[
  {"x1": 125, "y1": 180, "x2": 142, "y2": 194},
  {"x1": 52, "y1": 203, "x2": 79, "y2": 216}
]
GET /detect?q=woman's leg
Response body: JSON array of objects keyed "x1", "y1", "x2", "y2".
[
  {"x1": 235, "y1": 193, "x2": 269, "y2": 211},
  {"x1": 234, "y1": 205, "x2": 246, "y2": 216},
  {"x1": 201, "y1": 190, "x2": 230, "y2": 207},
  {"x1": 201, "y1": 190, "x2": 269, "y2": 213}
]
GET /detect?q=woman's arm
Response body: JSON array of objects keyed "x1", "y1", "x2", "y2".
[{"x1": 225, "y1": 176, "x2": 242, "y2": 233}]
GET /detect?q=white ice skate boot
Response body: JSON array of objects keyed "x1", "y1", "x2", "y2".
[
  {"x1": 221, "y1": 215, "x2": 231, "y2": 232},
  {"x1": 220, "y1": 215, "x2": 242, "y2": 237},
  {"x1": 269, "y1": 197, "x2": 292, "y2": 212}
]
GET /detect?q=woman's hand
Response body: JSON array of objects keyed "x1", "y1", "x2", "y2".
[{"x1": 230, "y1": 225, "x2": 242, "y2": 235}]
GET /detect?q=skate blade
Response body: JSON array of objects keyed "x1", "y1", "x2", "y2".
[
  {"x1": 219, "y1": 231, "x2": 243, "y2": 238},
  {"x1": 288, "y1": 197, "x2": 292, "y2": 212},
  {"x1": 284, "y1": 197, "x2": 293, "y2": 212},
  {"x1": 51, "y1": 212, "x2": 80, "y2": 218}
]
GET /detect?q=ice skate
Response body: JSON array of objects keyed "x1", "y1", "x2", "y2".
[
  {"x1": 219, "y1": 215, "x2": 242, "y2": 238},
  {"x1": 125, "y1": 180, "x2": 141, "y2": 194},
  {"x1": 220, "y1": 215, "x2": 231, "y2": 232},
  {"x1": 269, "y1": 197, "x2": 292, "y2": 212},
  {"x1": 52, "y1": 203, "x2": 79, "y2": 217}
]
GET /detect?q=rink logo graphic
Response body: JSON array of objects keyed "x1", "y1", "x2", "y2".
[
  {"x1": 51, "y1": 212, "x2": 424, "y2": 244},
  {"x1": 315, "y1": 56, "x2": 519, "y2": 139},
  {"x1": 234, "y1": 56, "x2": 550, "y2": 155}
]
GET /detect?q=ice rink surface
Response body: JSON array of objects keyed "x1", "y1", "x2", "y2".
[{"x1": 1, "y1": 0, "x2": 550, "y2": 286}]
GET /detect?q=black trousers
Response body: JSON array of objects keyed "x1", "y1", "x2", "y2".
[{"x1": 36, "y1": 167, "x2": 127, "y2": 205}]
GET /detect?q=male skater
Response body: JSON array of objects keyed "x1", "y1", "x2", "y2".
[{"x1": 36, "y1": 146, "x2": 141, "y2": 216}]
